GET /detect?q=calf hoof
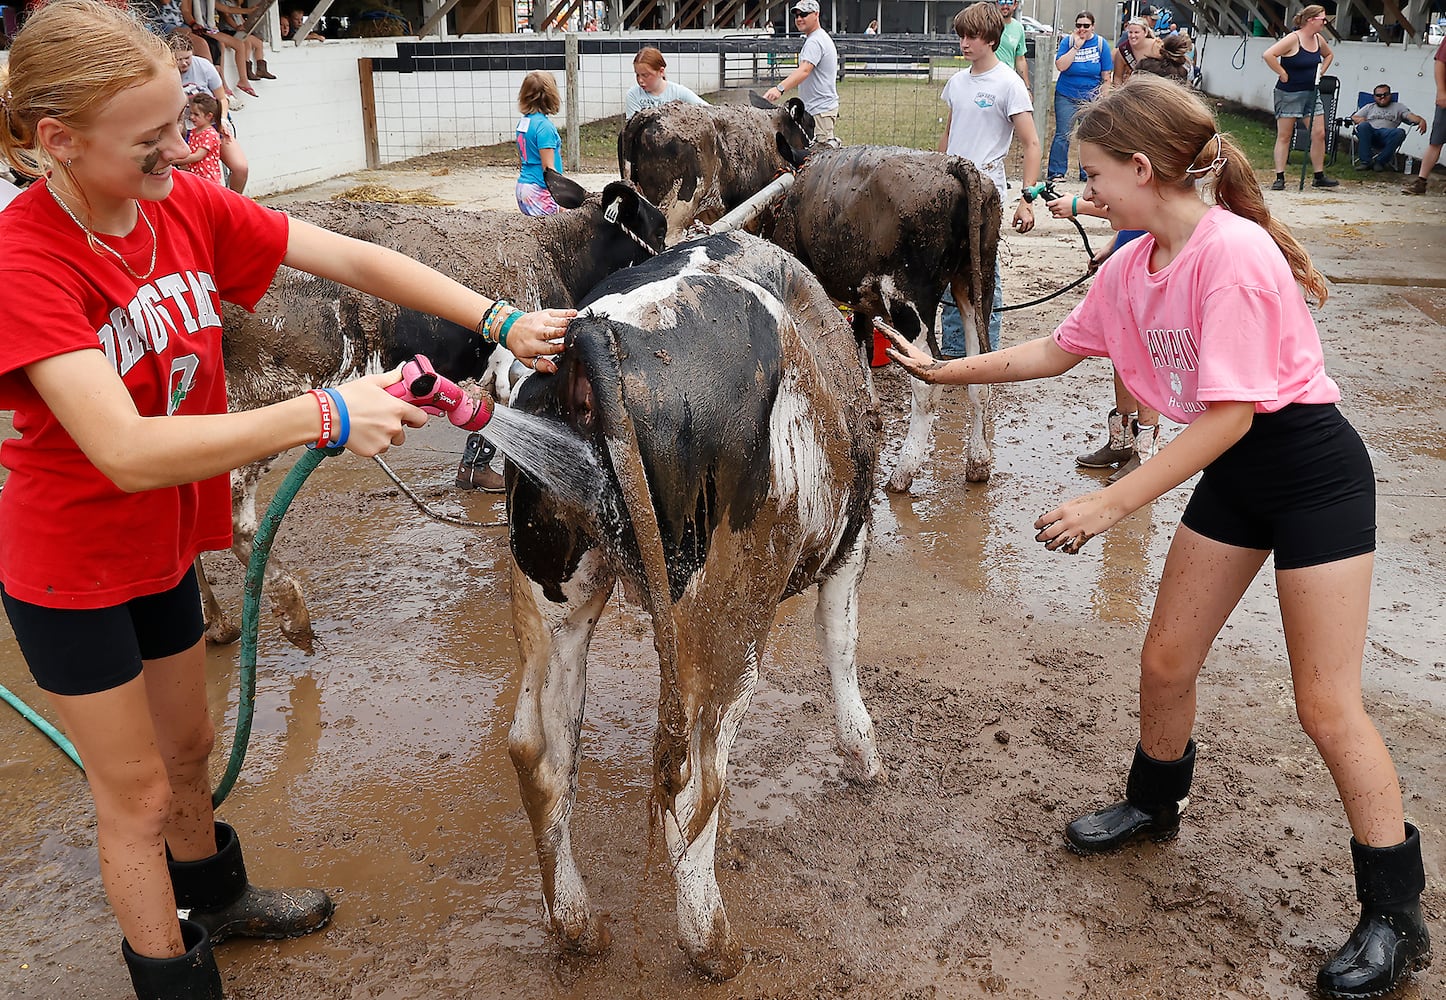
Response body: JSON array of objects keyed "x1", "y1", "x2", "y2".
[
  {"x1": 555, "y1": 912, "x2": 612, "y2": 956},
  {"x1": 271, "y1": 588, "x2": 316, "y2": 654},
  {"x1": 963, "y1": 455, "x2": 993, "y2": 483},
  {"x1": 204, "y1": 615, "x2": 241, "y2": 645},
  {"x1": 883, "y1": 467, "x2": 916, "y2": 494},
  {"x1": 685, "y1": 935, "x2": 746, "y2": 981}
]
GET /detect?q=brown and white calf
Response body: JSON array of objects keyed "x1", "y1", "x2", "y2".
[
  {"x1": 506, "y1": 231, "x2": 883, "y2": 980},
  {"x1": 618, "y1": 97, "x2": 815, "y2": 241},
  {"x1": 209, "y1": 174, "x2": 666, "y2": 650}
]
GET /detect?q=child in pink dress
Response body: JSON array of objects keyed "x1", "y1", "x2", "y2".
[{"x1": 176, "y1": 93, "x2": 223, "y2": 185}]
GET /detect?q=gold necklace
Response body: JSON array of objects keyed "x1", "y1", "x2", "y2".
[{"x1": 49, "y1": 187, "x2": 158, "y2": 281}]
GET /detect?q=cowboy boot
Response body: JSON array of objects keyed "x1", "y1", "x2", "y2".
[
  {"x1": 1065, "y1": 740, "x2": 1195, "y2": 854},
  {"x1": 1107, "y1": 420, "x2": 1159, "y2": 484},
  {"x1": 455, "y1": 432, "x2": 504, "y2": 492},
  {"x1": 169, "y1": 822, "x2": 333, "y2": 944},
  {"x1": 122, "y1": 918, "x2": 224, "y2": 1000},
  {"x1": 1318, "y1": 823, "x2": 1433, "y2": 998},
  {"x1": 253, "y1": 59, "x2": 277, "y2": 79},
  {"x1": 1075, "y1": 408, "x2": 1136, "y2": 468}
]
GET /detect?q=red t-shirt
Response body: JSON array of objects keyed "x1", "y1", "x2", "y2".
[{"x1": 0, "y1": 170, "x2": 288, "y2": 608}]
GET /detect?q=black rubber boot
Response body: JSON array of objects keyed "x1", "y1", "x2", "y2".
[
  {"x1": 1318, "y1": 823, "x2": 1433, "y2": 998},
  {"x1": 169, "y1": 822, "x2": 334, "y2": 944},
  {"x1": 455, "y1": 432, "x2": 504, "y2": 492},
  {"x1": 1065, "y1": 740, "x2": 1195, "y2": 854},
  {"x1": 122, "y1": 918, "x2": 224, "y2": 1000}
]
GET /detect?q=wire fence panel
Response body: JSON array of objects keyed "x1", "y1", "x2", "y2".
[{"x1": 366, "y1": 34, "x2": 976, "y2": 167}]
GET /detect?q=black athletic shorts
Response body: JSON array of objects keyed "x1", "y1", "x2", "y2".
[
  {"x1": 1, "y1": 566, "x2": 205, "y2": 697},
  {"x1": 1181, "y1": 403, "x2": 1375, "y2": 570}
]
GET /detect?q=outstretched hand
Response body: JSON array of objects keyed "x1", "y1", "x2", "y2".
[
  {"x1": 1033, "y1": 490, "x2": 1128, "y2": 555},
  {"x1": 333, "y1": 367, "x2": 430, "y2": 456},
  {"x1": 879, "y1": 322, "x2": 950, "y2": 384},
  {"x1": 505, "y1": 308, "x2": 575, "y2": 374}
]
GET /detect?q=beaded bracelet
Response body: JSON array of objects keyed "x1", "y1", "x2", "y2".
[
  {"x1": 320, "y1": 387, "x2": 350, "y2": 448},
  {"x1": 306, "y1": 388, "x2": 332, "y2": 450},
  {"x1": 476, "y1": 300, "x2": 504, "y2": 343},
  {"x1": 487, "y1": 300, "x2": 513, "y2": 344},
  {"x1": 497, "y1": 309, "x2": 522, "y2": 350}
]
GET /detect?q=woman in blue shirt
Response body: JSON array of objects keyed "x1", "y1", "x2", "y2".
[
  {"x1": 1048, "y1": 10, "x2": 1111, "y2": 181},
  {"x1": 515, "y1": 70, "x2": 563, "y2": 216}
]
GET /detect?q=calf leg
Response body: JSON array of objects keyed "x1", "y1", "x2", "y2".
[
  {"x1": 509, "y1": 551, "x2": 614, "y2": 955},
  {"x1": 657, "y1": 627, "x2": 761, "y2": 981},
  {"x1": 195, "y1": 556, "x2": 240, "y2": 645},
  {"x1": 884, "y1": 306, "x2": 942, "y2": 494},
  {"x1": 954, "y1": 274, "x2": 994, "y2": 483},
  {"x1": 814, "y1": 526, "x2": 884, "y2": 782},
  {"x1": 231, "y1": 461, "x2": 315, "y2": 653}
]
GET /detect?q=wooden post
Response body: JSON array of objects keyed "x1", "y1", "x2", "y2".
[
  {"x1": 359, "y1": 58, "x2": 380, "y2": 168},
  {"x1": 565, "y1": 33, "x2": 581, "y2": 172}
]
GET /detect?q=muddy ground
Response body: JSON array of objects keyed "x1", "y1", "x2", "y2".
[{"x1": 1, "y1": 160, "x2": 1443, "y2": 1000}]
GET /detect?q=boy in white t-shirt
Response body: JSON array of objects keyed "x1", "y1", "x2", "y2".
[{"x1": 938, "y1": 1, "x2": 1039, "y2": 355}]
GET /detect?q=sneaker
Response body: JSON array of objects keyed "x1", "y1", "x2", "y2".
[
  {"x1": 1372, "y1": 162, "x2": 1386, "y2": 172},
  {"x1": 1047, "y1": 173, "x2": 1066, "y2": 183},
  {"x1": 1313, "y1": 174, "x2": 1340, "y2": 188},
  {"x1": 1355, "y1": 161, "x2": 1372, "y2": 171},
  {"x1": 1270, "y1": 176, "x2": 1286, "y2": 191},
  {"x1": 1403, "y1": 175, "x2": 1428, "y2": 195}
]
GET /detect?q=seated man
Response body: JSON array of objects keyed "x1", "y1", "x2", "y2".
[{"x1": 1353, "y1": 84, "x2": 1428, "y2": 171}]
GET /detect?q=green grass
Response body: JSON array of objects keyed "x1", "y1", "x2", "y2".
[{"x1": 428, "y1": 79, "x2": 1380, "y2": 183}]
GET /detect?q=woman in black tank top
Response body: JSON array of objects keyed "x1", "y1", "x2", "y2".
[{"x1": 1262, "y1": 4, "x2": 1339, "y2": 188}]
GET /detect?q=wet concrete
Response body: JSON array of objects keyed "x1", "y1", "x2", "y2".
[{"x1": 0, "y1": 173, "x2": 1442, "y2": 999}]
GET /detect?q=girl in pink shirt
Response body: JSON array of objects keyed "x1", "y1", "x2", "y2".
[{"x1": 887, "y1": 75, "x2": 1428, "y2": 999}]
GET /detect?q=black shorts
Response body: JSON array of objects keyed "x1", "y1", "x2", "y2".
[
  {"x1": 1, "y1": 567, "x2": 205, "y2": 697},
  {"x1": 1181, "y1": 403, "x2": 1375, "y2": 571}
]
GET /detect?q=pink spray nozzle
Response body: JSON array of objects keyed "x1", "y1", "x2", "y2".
[{"x1": 386, "y1": 354, "x2": 494, "y2": 431}]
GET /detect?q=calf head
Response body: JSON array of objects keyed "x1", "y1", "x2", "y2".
[{"x1": 748, "y1": 93, "x2": 815, "y2": 161}]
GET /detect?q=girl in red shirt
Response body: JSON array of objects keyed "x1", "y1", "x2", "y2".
[{"x1": 0, "y1": 3, "x2": 572, "y2": 997}]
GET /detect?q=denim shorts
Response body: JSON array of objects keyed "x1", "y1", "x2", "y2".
[
  {"x1": 1431, "y1": 105, "x2": 1446, "y2": 148},
  {"x1": 1273, "y1": 88, "x2": 1324, "y2": 120}
]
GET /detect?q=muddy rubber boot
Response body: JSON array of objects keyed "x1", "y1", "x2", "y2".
[
  {"x1": 1065, "y1": 740, "x2": 1194, "y2": 854},
  {"x1": 1318, "y1": 824, "x2": 1433, "y2": 998},
  {"x1": 252, "y1": 59, "x2": 276, "y2": 80},
  {"x1": 1076, "y1": 408, "x2": 1136, "y2": 468},
  {"x1": 122, "y1": 918, "x2": 224, "y2": 1000},
  {"x1": 169, "y1": 822, "x2": 333, "y2": 944},
  {"x1": 454, "y1": 432, "x2": 504, "y2": 492},
  {"x1": 1107, "y1": 421, "x2": 1158, "y2": 484}
]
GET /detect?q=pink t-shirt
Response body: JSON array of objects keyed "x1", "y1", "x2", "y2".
[{"x1": 1054, "y1": 206, "x2": 1339, "y2": 424}]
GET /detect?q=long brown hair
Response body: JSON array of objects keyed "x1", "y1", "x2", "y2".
[
  {"x1": 517, "y1": 70, "x2": 561, "y2": 116},
  {"x1": 1075, "y1": 76, "x2": 1327, "y2": 305},
  {"x1": 0, "y1": 0, "x2": 174, "y2": 179}
]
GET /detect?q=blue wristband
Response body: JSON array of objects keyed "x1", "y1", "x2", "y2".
[
  {"x1": 498, "y1": 309, "x2": 521, "y2": 350},
  {"x1": 320, "y1": 387, "x2": 350, "y2": 448}
]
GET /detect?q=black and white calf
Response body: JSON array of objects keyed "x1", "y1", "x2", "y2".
[
  {"x1": 506, "y1": 232, "x2": 883, "y2": 980},
  {"x1": 210, "y1": 173, "x2": 666, "y2": 650}
]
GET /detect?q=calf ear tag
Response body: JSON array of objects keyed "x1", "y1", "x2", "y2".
[{"x1": 604, "y1": 199, "x2": 621, "y2": 224}]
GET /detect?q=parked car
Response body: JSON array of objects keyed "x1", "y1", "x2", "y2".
[{"x1": 1019, "y1": 14, "x2": 1055, "y2": 35}]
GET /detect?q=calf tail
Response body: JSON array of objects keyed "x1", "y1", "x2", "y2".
[
  {"x1": 573, "y1": 322, "x2": 684, "y2": 733},
  {"x1": 946, "y1": 158, "x2": 1003, "y2": 351}
]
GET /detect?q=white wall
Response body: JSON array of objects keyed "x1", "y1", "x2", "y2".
[
  {"x1": 1196, "y1": 36, "x2": 1441, "y2": 161},
  {"x1": 233, "y1": 39, "x2": 397, "y2": 196}
]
